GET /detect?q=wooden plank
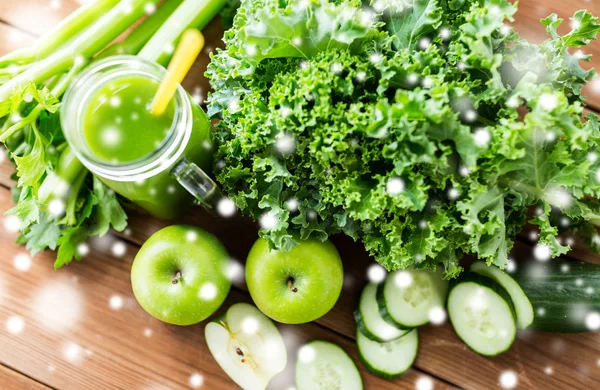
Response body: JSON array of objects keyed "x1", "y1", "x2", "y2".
[
  {"x1": 0, "y1": 364, "x2": 51, "y2": 390},
  {"x1": 0, "y1": 187, "x2": 450, "y2": 390},
  {"x1": 0, "y1": 1, "x2": 599, "y2": 389}
]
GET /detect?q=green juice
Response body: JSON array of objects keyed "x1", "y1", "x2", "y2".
[{"x1": 81, "y1": 75, "x2": 213, "y2": 219}]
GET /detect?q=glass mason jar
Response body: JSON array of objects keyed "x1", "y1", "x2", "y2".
[{"x1": 61, "y1": 56, "x2": 217, "y2": 219}]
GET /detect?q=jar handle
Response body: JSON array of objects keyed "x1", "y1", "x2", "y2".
[{"x1": 170, "y1": 158, "x2": 219, "y2": 209}]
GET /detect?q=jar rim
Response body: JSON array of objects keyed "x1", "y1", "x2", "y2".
[{"x1": 61, "y1": 55, "x2": 192, "y2": 182}]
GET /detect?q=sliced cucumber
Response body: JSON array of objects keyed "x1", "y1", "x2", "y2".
[
  {"x1": 470, "y1": 261, "x2": 534, "y2": 329},
  {"x1": 377, "y1": 268, "x2": 449, "y2": 328},
  {"x1": 355, "y1": 283, "x2": 410, "y2": 342},
  {"x1": 448, "y1": 274, "x2": 516, "y2": 356},
  {"x1": 295, "y1": 341, "x2": 362, "y2": 390},
  {"x1": 357, "y1": 329, "x2": 418, "y2": 379}
]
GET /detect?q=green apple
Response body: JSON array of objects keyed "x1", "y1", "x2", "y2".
[
  {"x1": 131, "y1": 225, "x2": 231, "y2": 325},
  {"x1": 245, "y1": 237, "x2": 344, "y2": 324},
  {"x1": 205, "y1": 303, "x2": 287, "y2": 389}
]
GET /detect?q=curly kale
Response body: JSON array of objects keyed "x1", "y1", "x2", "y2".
[{"x1": 207, "y1": 0, "x2": 600, "y2": 278}]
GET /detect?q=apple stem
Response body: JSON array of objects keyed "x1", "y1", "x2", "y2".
[
  {"x1": 172, "y1": 271, "x2": 182, "y2": 285},
  {"x1": 287, "y1": 277, "x2": 298, "y2": 293}
]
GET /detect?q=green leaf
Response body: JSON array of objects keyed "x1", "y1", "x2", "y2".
[
  {"x1": 24, "y1": 213, "x2": 61, "y2": 255},
  {"x1": 385, "y1": 0, "x2": 442, "y2": 50},
  {"x1": 89, "y1": 176, "x2": 128, "y2": 236},
  {"x1": 54, "y1": 226, "x2": 88, "y2": 269}
]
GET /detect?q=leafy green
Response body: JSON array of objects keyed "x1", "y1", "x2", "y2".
[{"x1": 208, "y1": 0, "x2": 600, "y2": 278}]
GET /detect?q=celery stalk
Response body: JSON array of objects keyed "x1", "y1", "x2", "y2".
[
  {"x1": 0, "y1": 0, "x2": 161, "y2": 101},
  {"x1": 0, "y1": 0, "x2": 120, "y2": 67},
  {"x1": 98, "y1": 0, "x2": 184, "y2": 59},
  {"x1": 138, "y1": 0, "x2": 227, "y2": 64}
]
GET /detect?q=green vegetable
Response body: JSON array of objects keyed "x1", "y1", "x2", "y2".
[
  {"x1": 511, "y1": 260, "x2": 600, "y2": 332},
  {"x1": 208, "y1": 0, "x2": 600, "y2": 277},
  {"x1": 0, "y1": 0, "x2": 230, "y2": 268},
  {"x1": 447, "y1": 272, "x2": 517, "y2": 356}
]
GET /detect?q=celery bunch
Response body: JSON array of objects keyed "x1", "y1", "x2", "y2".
[{"x1": 0, "y1": 0, "x2": 232, "y2": 268}]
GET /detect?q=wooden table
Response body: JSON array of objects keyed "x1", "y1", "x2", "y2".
[{"x1": 1, "y1": 1, "x2": 600, "y2": 389}]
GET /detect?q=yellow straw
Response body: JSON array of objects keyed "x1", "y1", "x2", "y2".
[{"x1": 150, "y1": 29, "x2": 205, "y2": 116}]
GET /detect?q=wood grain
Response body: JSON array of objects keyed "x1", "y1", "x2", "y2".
[
  {"x1": 0, "y1": 364, "x2": 51, "y2": 390},
  {"x1": 2, "y1": 1, "x2": 600, "y2": 390}
]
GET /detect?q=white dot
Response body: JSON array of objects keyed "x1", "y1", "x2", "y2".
[
  {"x1": 356, "y1": 71, "x2": 367, "y2": 82},
  {"x1": 428, "y1": 306, "x2": 447, "y2": 325},
  {"x1": 76, "y1": 243, "x2": 89, "y2": 256},
  {"x1": 298, "y1": 345, "x2": 316, "y2": 363},
  {"x1": 286, "y1": 198, "x2": 299, "y2": 212},
  {"x1": 241, "y1": 317, "x2": 259, "y2": 334},
  {"x1": 474, "y1": 128, "x2": 491, "y2": 146},
  {"x1": 186, "y1": 231, "x2": 198, "y2": 241},
  {"x1": 217, "y1": 198, "x2": 237, "y2": 218},
  {"x1": 418, "y1": 37, "x2": 431, "y2": 50},
  {"x1": 63, "y1": 343, "x2": 82, "y2": 363},
  {"x1": 544, "y1": 366, "x2": 553, "y2": 375},
  {"x1": 33, "y1": 282, "x2": 83, "y2": 332},
  {"x1": 386, "y1": 177, "x2": 405, "y2": 195},
  {"x1": 415, "y1": 376, "x2": 434, "y2": 390},
  {"x1": 448, "y1": 188, "x2": 460, "y2": 200},
  {"x1": 225, "y1": 260, "x2": 244, "y2": 283},
  {"x1": 395, "y1": 271, "x2": 413, "y2": 288},
  {"x1": 369, "y1": 53, "x2": 383, "y2": 64},
  {"x1": 506, "y1": 96, "x2": 520, "y2": 108},
  {"x1": 143, "y1": 328, "x2": 153, "y2": 337},
  {"x1": 4, "y1": 214, "x2": 22, "y2": 232},
  {"x1": 331, "y1": 62, "x2": 343, "y2": 74},
  {"x1": 459, "y1": 166, "x2": 470, "y2": 177},
  {"x1": 533, "y1": 244, "x2": 551, "y2": 261},
  {"x1": 6, "y1": 316, "x2": 24, "y2": 334},
  {"x1": 367, "y1": 264, "x2": 387, "y2": 283},
  {"x1": 189, "y1": 373, "x2": 204, "y2": 388},
  {"x1": 539, "y1": 93, "x2": 558, "y2": 111},
  {"x1": 260, "y1": 212, "x2": 279, "y2": 230},
  {"x1": 537, "y1": 307, "x2": 546, "y2": 316},
  {"x1": 13, "y1": 254, "x2": 32, "y2": 271},
  {"x1": 275, "y1": 133, "x2": 296, "y2": 154},
  {"x1": 111, "y1": 241, "x2": 127, "y2": 257},
  {"x1": 245, "y1": 44, "x2": 257, "y2": 56},
  {"x1": 422, "y1": 77, "x2": 434, "y2": 89},
  {"x1": 199, "y1": 283, "x2": 217, "y2": 300},
  {"x1": 109, "y1": 295, "x2": 124, "y2": 311},
  {"x1": 292, "y1": 36, "x2": 302, "y2": 46},
  {"x1": 407, "y1": 73, "x2": 419, "y2": 85},
  {"x1": 585, "y1": 312, "x2": 600, "y2": 330},
  {"x1": 48, "y1": 199, "x2": 66, "y2": 217},
  {"x1": 49, "y1": 0, "x2": 61, "y2": 9},
  {"x1": 576, "y1": 278, "x2": 584, "y2": 287},
  {"x1": 440, "y1": 27, "x2": 451, "y2": 40},
  {"x1": 48, "y1": 365, "x2": 55, "y2": 373},
  {"x1": 144, "y1": 2, "x2": 156, "y2": 14},
  {"x1": 464, "y1": 110, "x2": 478, "y2": 122},
  {"x1": 499, "y1": 370, "x2": 518, "y2": 389},
  {"x1": 586, "y1": 286, "x2": 594, "y2": 295},
  {"x1": 109, "y1": 96, "x2": 121, "y2": 108},
  {"x1": 102, "y1": 127, "x2": 121, "y2": 146}
]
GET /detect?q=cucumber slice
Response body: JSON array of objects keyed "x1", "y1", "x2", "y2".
[
  {"x1": 448, "y1": 274, "x2": 516, "y2": 356},
  {"x1": 470, "y1": 261, "x2": 534, "y2": 329},
  {"x1": 377, "y1": 268, "x2": 449, "y2": 328},
  {"x1": 295, "y1": 341, "x2": 362, "y2": 390},
  {"x1": 357, "y1": 329, "x2": 418, "y2": 379},
  {"x1": 355, "y1": 283, "x2": 410, "y2": 342}
]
